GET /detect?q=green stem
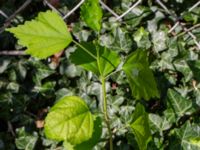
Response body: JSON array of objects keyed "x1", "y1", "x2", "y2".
[
  {"x1": 101, "y1": 76, "x2": 113, "y2": 150},
  {"x1": 72, "y1": 40, "x2": 97, "y2": 59}
]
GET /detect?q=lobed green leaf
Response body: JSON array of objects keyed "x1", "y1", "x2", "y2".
[{"x1": 6, "y1": 11, "x2": 72, "y2": 59}]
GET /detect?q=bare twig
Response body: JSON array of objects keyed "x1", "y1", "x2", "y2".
[
  {"x1": 0, "y1": 10, "x2": 9, "y2": 19},
  {"x1": 6, "y1": 0, "x2": 32, "y2": 23},
  {"x1": 177, "y1": 23, "x2": 200, "y2": 37},
  {"x1": 189, "y1": 1, "x2": 200, "y2": 12},
  {"x1": 168, "y1": 21, "x2": 179, "y2": 33},
  {"x1": 43, "y1": 0, "x2": 62, "y2": 15},
  {"x1": 156, "y1": 0, "x2": 200, "y2": 50},
  {"x1": 100, "y1": 0, "x2": 120, "y2": 18},
  {"x1": 0, "y1": 0, "x2": 32, "y2": 33},
  {"x1": 116, "y1": 0, "x2": 142, "y2": 20},
  {"x1": 63, "y1": 0, "x2": 85, "y2": 20},
  {"x1": 156, "y1": 0, "x2": 171, "y2": 15},
  {"x1": 7, "y1": 121, "x2": 15, "y2": 137},
  {"x1": 0, "y1": 51, "x2": 26, "y2": 55}
]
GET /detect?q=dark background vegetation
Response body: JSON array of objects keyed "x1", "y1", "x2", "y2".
[{"x1": 0, "y1": 0, "x2": 200, "y2": 149}]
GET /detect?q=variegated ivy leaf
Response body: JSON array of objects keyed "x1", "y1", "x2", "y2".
[
  {"x1": 169, "y1": 122, "x2": 200, "y2": 150},
  {"x1": 6, "y1": 10, "x2": 72, "y2": 59}
]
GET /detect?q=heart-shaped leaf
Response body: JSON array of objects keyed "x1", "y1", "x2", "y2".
[{"x1": 44, "y1": 96, "x2": 94, "y2": 145}]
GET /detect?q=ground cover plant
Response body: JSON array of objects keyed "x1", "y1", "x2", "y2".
[{"x1": 0, "y1": 0, "x2": 200, "y2": 150}]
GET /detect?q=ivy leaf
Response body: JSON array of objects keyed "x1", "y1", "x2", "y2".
[
  {"x1": 6, "y1": 10, "x2": 72, "y2": 59},
  {"x1": 80, "y1": 0, "x2": 103, "y2": 31},
  {"x1": 130, "y1": 103, "x2": 151, "y2": 150},
  {"x1": 169, "y1": 122, "x2": 200, "y2": 150},
  {"x1": 122, "y1": 49, "x2": 159, "y2": 100},
  {"x1": 70, "y1": 42, "x2": 120, "y2": 77},
  {"x1": 15, "y1": 127, "x2": 38, "y2": 150},
  {"x1": 164, "y1": 89, "x2": 194, "y2": 123},
  {"x1": 187, "y1": 60, "x2": 200, "y2": 82},
  {"x1": 149, "y1": 113, "x2": 171, "y2": 133},
  {"x1": 133, "y1": 27, "x2": 151, "y2": 49},
  {"x1": 44, "y1": 96, "x2": 94, "y2": 145}
]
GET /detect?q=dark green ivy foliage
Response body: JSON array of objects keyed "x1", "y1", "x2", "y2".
[{"x1": 0, "y1": 0, "x2": 200, "y2": 149}]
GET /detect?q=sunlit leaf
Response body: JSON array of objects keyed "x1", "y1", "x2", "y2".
[
  {"x1": 80, "y1": 0, "x2": 103, "y2": 31},
  {"x1": 44, "y1": 96, "x2": 94, "y2": 145},
  {"x1": 6, "y1": 11, "x2": 72, "y2": 59}
]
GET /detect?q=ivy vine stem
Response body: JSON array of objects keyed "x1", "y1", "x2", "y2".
[{"x1": 101, "y1": 76, "x2": 113, "y2": 150}]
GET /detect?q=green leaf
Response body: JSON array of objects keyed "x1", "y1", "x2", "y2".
[
  {"x1": 152, "y1": 30, "x2": 167, "y2": 52},
  {"x1": 187, "y1": 60, "x2": 200, "y2": 81},
  {"x1": 80, "y1": 0, "x2": 103, "y2": 31},
  {"x1": 74, "y1": 117, "x2": 102, "y2": 150},
  {"x1": 70, "y1": 42, "x2": 120, "y2": 77},
  {"x1": 133, "y1": 27, "x2": 151, "y2": 49},
  {"x1": 169, "y1": 122, "x2": 200, "y2": 150},
  {"x1": 122, "y1": 49, "x2": 159, "y2": 100},
  {"x1": 6, "y1": 10, "x2": 72, "y2": 59},
  {"x1": 130, "y1": 103, "x2": 151, "y2": 150},
  {"x1": 44, "y1": 96, "x2": 94, "y2": 145},
  {"x1": 149, "y1": 113, "x2": 171, "y2": 133},
  {"x1": 164, "y1": 89, "x2": 194, "y2": 123},
  {"x1": 15, "y1": 127, "x2": 38, "y2": 150}
]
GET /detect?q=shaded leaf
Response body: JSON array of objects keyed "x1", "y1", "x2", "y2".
[
  {"x1": 131, "y1": 103, "x2": 151, "y2": 150},
  {"x1": 70, "y1": 42, "x2": 120, "y2": 77},
  {"x1": 187, "y1": 60, "x2": 200, "y2": 82},
  {"x1": 123, "y1": 49, "x2": 159, "y2": 100},
  {"x1": 6, "y1": 11, "x2": 72, "y2": 59}
]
